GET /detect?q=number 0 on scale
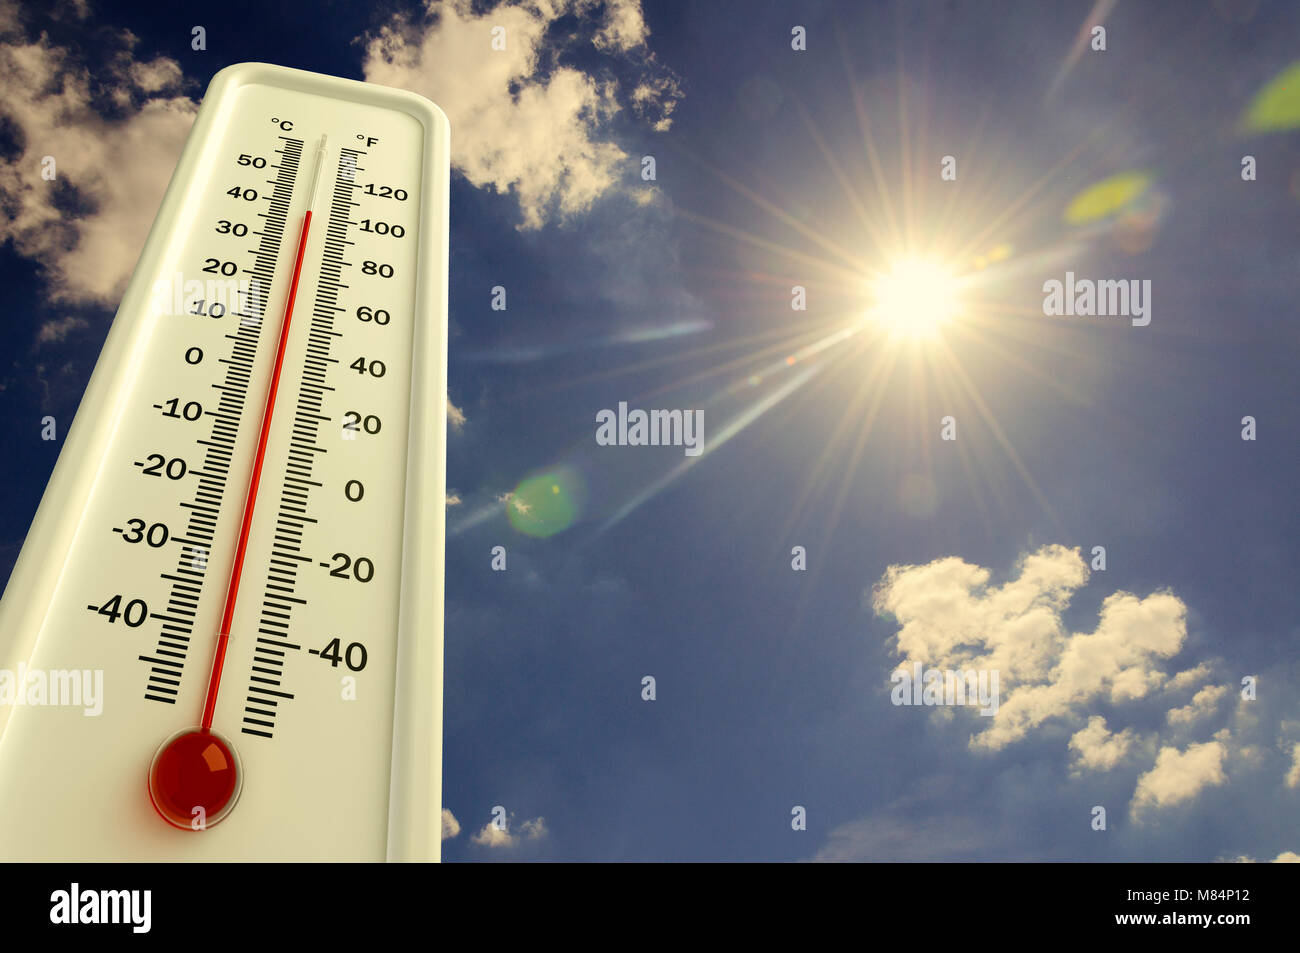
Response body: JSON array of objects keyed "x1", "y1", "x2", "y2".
[{"x1": 0, "y1": 64, "x2": 450, "y2": 861}]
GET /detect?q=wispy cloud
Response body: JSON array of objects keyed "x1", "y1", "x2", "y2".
[
  {"x1": 1285, "y1": 743, "x2": 1300, "y2": 789},
  {"x1": 36, "y1": 315, "x2": 88, "y2": 344}
]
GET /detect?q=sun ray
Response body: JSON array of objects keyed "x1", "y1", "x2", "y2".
[
  {"x1": 671, "y1": 148, "x2": 875, "y2": 275},
  {"x1": 790, "y1": 94, "x2": 898, "y2": 263},
  {"x1": 673, "y1": 205, "x2": 870, "y2": 286},
  {"x1": 773, "y1": 328, "x2": 900, "y2": 548},
  {"x1": 835, "y1": 25, "x2": 905, "y2": 251},
  {"x1": 932, "y1": 337, "x2": 1061, "y2": 528}
]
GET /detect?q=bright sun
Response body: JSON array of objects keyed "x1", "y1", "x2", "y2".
[{"x1": 866, "y1": 258, "x2": 962, "y2": 339}]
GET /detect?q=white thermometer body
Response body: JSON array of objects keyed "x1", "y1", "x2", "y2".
[{"x1": 0, "y1": 63, "x2": 449, "y2": 861}]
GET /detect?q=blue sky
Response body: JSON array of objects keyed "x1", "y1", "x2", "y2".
[{"x1": 1, "y1": 0, "x2": 1298, "y2": 861}]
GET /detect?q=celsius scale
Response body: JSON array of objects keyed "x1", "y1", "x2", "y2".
[{"x1": 0, "y1": 64, "x2": 449, "y2": 860}]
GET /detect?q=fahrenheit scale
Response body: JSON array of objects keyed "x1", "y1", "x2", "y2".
[{"x1": 0, "y1": 64, "x2": 449, "y2": 860}]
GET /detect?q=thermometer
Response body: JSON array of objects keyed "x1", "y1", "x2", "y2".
[{"x1": 0, "y1": 63, "x2": 449, "y2": 861}]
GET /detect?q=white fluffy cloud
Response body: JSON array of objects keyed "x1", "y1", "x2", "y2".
[
  {"x1": 1228, "y1": 850, "x2": 1300, "y2": 863},
  {"x1": 869, "y1": 546, "x2": 1278, "y2": 824},
  {"x1": 470, "y1": 813, "x2": 547, "y2": 847},
  {"x1": 873, "y1": 544, "x2": 1188, "y2": 751},
  {"x1": 0, "y1": 7, "x2": 195, "y2": 305},
  {"x1": 1131, "y1": 741, "x2": 1227, "y2": 819},
  {"x1": 1286, "y1": 743, "x2": 1300, "y2": 789},
  {"x1": 447, "y1": 398, "x2": 467, "y2": 430},
  {"x1": 361, "y1": 0, "x2": 679, "y2": 229},
  {"x1": 1166, "y1": 684, "x2": 1230, "y2": 727},
  {"x1": 1167, "y1": 664, "x2": 1213, "y2": 692},
  {"x1": 441, "y1": 807, "x2": 461, "y2": 840},
  {"x1": 1068, "y1": 716, "x2": 1137, "y2": 773}
]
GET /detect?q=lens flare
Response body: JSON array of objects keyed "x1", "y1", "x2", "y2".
[
  {"x1": 866, "y1": 258, "x2": 961, "y2": 339},
  {"x1": 506, "y1": 468, "x2": 585, "y2": 538}
]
